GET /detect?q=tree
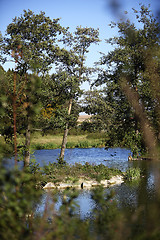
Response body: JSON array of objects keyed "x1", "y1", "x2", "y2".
[
  {"x1": 81, "y1": 89, "x2": 114, "y2": 132},
  {"x1": 0, "y1": 32, "x2": 5, "y2": 63},
  {"x1": 38, "y1": 71, "x2": 81, "y2": 135},
  {"x1": 0, "y1": 66, "x2": 42, "y2": 165},
  {"x1": 57, "y1": 26, "x2": 100, "y2": 160},
  {"x1": 96, "y1": 4, "x2": 160, "y2": 156},
  {"x1": 2, "y1": 10, "x2": 65, "y2": 166}
]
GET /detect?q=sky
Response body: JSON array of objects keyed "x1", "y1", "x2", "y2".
[{"x1": 0, "y1": 0, "x2": 159, "y2": 89}]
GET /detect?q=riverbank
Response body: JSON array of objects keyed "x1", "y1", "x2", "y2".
[
  {"x1": 43, "y1": 175, "x2": 124, "y2": 189},
  {"x1": 0, "y1": 132, "x2": 106, "y2": 158},
  {"x1": 29, "y1": 132, "x2": 106, "y2": 150}
]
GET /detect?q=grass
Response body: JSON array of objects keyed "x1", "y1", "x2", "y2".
[
  {"x1": 41, "y1": 162, "x2": 122, "y2": 184},
  {"x1": 29, "y1": 132, "x2": 106, "y2": 150}
]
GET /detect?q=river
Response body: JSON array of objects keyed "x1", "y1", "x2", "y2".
[
  {"x1": 33, "y1": 147, "x2": 132, "y2": 171},
  {"x1": 30, "y1": 147, "x2": 160, "y2": 219}
]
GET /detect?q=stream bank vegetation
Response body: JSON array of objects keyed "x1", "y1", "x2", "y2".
[
  {"x1": 42, "y1": 162, "x2": 123, "y2": 184},
  {"x1": 30, "y1": 131, "x2": 106, "y2": 150}
]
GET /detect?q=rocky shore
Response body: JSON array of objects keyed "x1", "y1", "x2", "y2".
[{"x1": 43, "y1": 175, "x2": 124, "y2": 190}]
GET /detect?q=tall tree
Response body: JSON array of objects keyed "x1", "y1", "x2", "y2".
[
  {"x1": 2, "y1": 10, "x2": 65, "y2": 166},
  {"x1": 96, "y1": 5, "x2": 160, "y2": 156},
  {"x1": 57, "y1": 26, "x2": 100, "y2": 160}
]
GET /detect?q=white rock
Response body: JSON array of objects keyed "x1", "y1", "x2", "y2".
[
  {"x1": 58, "y1": 183, "x2": 74, "y2": 189},
  {"x1": 100, "y1": 180, "x2": 108, "y2": 187},
  {"x1": 43, "y1": 182, "x2": 56, "y2": 189},
  {"x1": 91, "y1": 181, "x2": 99, "y2": 187},
  {"x1": 81, "y1": 181, "x2": 92, "y2": 188},
  {"x1": 43, "y1": 175, "x2": 124, "y2": 190},
  {"x1": 108, "y1": 175, "x2": 124, "y2": 185}
]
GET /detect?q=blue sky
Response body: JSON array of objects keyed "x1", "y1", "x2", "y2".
[{"x1": 0, "y1": 0, "x2": 159, "y2": 89}]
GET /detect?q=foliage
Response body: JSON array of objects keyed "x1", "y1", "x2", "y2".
[
  {"x1": 0, "y1": 69, "x2": 42, "y2": 160},
  {"x1": 30, "y1": 132, "x2": 105, "y2": 150},
  {"x1": 125, "y1": 167, "x2": 141, "y2": 181},
  {"x1": 1, "y1": 4, "x2": 160, "y2": 240},
  {"x1": 95, "y1": 4, "x2": 160, "y2": 155},
  {"x1": 38, "y1": 72, "x2": 81, "y2": 132},
  {"x1": 4, "y1": 10, "x2": 64, "y2": 74},
  {"x1": 0, "y1": 32, "x2": 5, "y2": 63},
  {"x1": 42, "y1": 162, "x2": 122, "y2": 184},
  {"x1": 0, "y1": 157, "x2": 160, "y2": 240},
  {"x1": 82, "y1": 89, "x2": 114, "y2": 132},
  {"x1": 1, "y1": 9, "x2": 68, "y2": 165},
  {"x1": 0, "y1": 162, "x2": 43, "y2": 240},
  {"x1": 86, "y1": 132, "x2": 108, "y2": 139},
  {"x1": 57, "y1": 26, "x2": 100, "y2": 159},
  {"x1": 91, "y1": 187, "x2": 126, "y2": 239}
]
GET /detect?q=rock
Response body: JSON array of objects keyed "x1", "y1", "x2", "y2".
[
  {"x1": 100, "y1": 180, "x2": 108, "y2": 187},
  {"x1": 81, "y1": 181, "x2": 93, "y2": 188},
  {"x1": 91, "y1": 181, "x2": 100, "y2": 187},
  {"x1": 43, "y1": 175, "x2": 124, "y2": 190},
  {"x1": 43, "y1": 182, "x2": 56, "y2": 189},
  {"x1": 57, "y1": 183, "x2": 81, "y2": 189},
  {"x1": 108, "y1": 175, "x2": 124, "y2": 185}
]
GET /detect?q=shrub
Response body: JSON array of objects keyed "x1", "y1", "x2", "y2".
[
  {"x1": 75, "y1": 141, "x2": 90, "y2": 148},
  {"x1": 125, "y1": 167, "x2": 141, "y2": 181},
  {"x1": 66, "y1": 142, "x2": 76, "y2": 148}
]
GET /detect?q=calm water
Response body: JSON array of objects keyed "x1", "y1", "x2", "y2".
[
  {"x1": 31, "y1": 148, "x2": 160, "y2": 219},
  {"x1": 33, "y1": 147, "x2": 132, "y2": 171},
  {"x1": 3, "y1": 147, "x2": 132, "y2": 171}
]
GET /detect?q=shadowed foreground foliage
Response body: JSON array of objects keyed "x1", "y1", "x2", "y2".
[{"x1": 0, "y1": 160, "x2": 160, "y2": 240}]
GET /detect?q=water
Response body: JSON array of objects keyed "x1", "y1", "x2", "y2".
[
  {"x1": 33, "y1": 147, "x2": 132, "y2": 171},
  {"x1": 29, "y1": 147, "x2": 160, "y2": 219},
  {"x1": 4, "y1": 147, "x2": 160, "y2": 219},
  {"x1": 3, "y1": 147, "x2": 132, "y2": 171}
]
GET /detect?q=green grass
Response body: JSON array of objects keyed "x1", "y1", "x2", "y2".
[
  {"x1": 29, "y1": 132, "x2": 106, "y2": 150},
  {"x1": 41, "y1": 162, "x2": 122, "y2": 184}
]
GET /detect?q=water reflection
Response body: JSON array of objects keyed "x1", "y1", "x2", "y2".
[
  {"x1": 4, "y1": 147, "x2": 160, "y2": 219},
  {"x1": 38, "y1": 175, "x2": 158, "y2": 220},
  {"x1": 37, "y1": 189, "x2": 97, "y2": 219}
]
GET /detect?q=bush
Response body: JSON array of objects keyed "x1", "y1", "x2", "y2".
[
  {"x1": 125, "y1": 167, "x2": 141, "y2": 181},
  {"x1": 0, "y1": 162, "x2": 43, "y2": 240},
  {"x1": 32, "y1": 142, "x2": 60, "y2": 150},
  {"x1": 66, "y1": 142, "x2": 76, "y2": 148},
  {"x1": 75, "y1": 141, "x2": 90, "y2": 148}
]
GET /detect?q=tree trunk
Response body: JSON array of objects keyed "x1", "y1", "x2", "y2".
[
  {"x1": 24, "y1": 120, "x2": 30, "y2": 167},
  {"x1": 60, "y1": 98, "x2": 73, "y2": 160},
  {"x1": 60, "y1": 126, "x2": 69, "y2": 159}
]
